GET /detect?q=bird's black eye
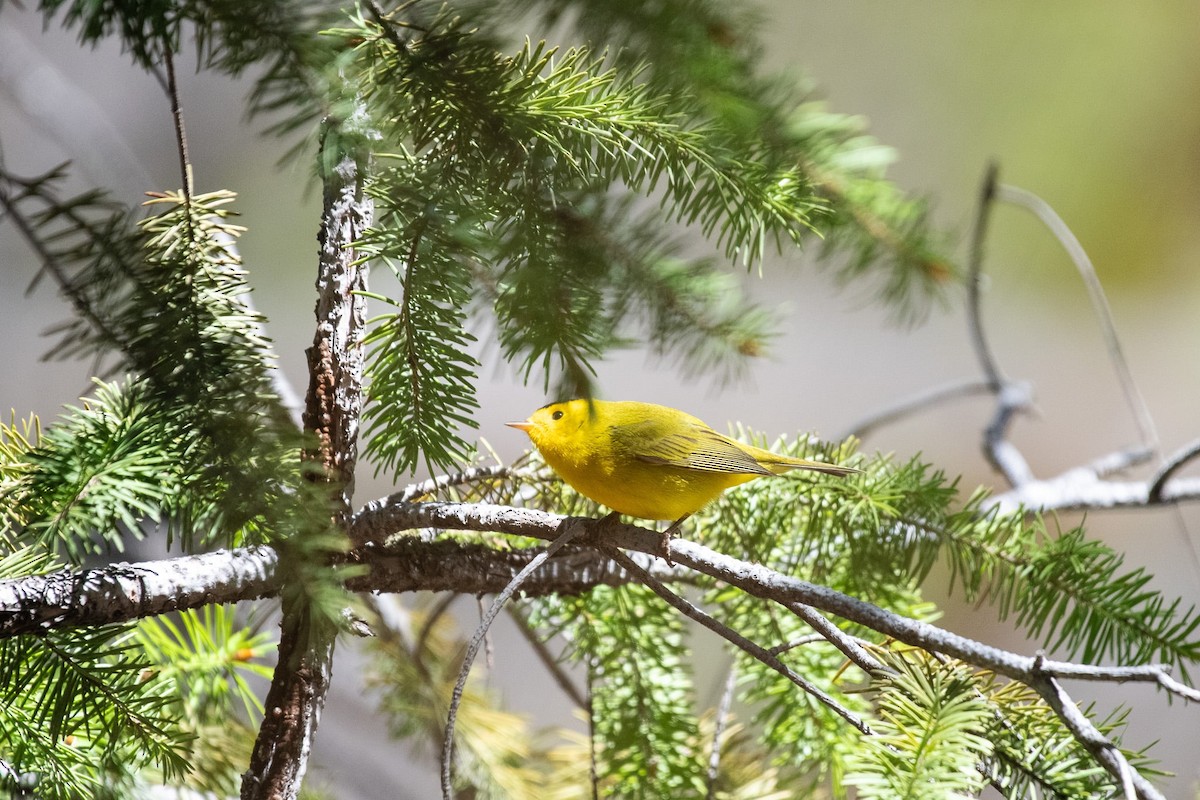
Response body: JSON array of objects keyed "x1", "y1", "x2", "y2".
[{"x1": 551, "y1": 409, "x2": 564, "y2": 421}]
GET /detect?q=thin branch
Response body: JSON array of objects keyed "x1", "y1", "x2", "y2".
[
  {"x1": 967, "y1": 161, "x2": 1003, "y2": 390},
  {"x1": 605, "y1": 547, "x2": 873, "y2": 736},
  {"x1": 161, "y1": 46, "x2": 194, "y2": 201},
  {"x1": 768, "y1": 633, "x2": 828, "y2": 654},
  {"x1": 0, "y1": 178, "x2": 125, "y2": 349},
  {"x1": 1029, "y1": 658, "x2": 1159, "y2": 800},
  {"x1": 414, "y1": 593, "x2": 459, "y2": 676},
  {"x1": 1090, "y1": 446, "x2": 1155, "y2": 479},
  {"x1": 996, "y1": 184, "x2": 1157, "y2": 453},
  {"x1": 985, "y1": 183, "x2": 1200, "y2": 573},
  {"x1": 965, "y1": 164, "x2": 1037, "y2": 487},
  {"x1": 1148, "y1": 437, "x2": 1200, "y2": 503},
  {"x1": 398, "y1": 465, "x2": 513, "y2": 503},
  {"x1": 1156, "y1": 671, "x2": 1200, "y2": 704},
  {"x1": 705, "y1": 662, "x2": 738, "y2": 800},
  {"x1": 839, "y1": 377, "x2": 993, "y2": 441},
  {"x1": 784, "y1": 601, "x2": 886, "y2": 675},
  {"x1": 587, "y1": 656, "x2": 599, "y2": 800},
  {"x1": 441, "y1": 520, "x2": 588, "y2": 800}
]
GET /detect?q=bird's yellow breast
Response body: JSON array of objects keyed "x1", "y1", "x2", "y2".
[{"x1": 542, "y1": 441, "x2": 753, "y2": 522}]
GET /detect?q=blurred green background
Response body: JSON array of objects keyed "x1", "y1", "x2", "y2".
[{"x1": 3, "y1": 1, "x2": 1200, "y2": 796}]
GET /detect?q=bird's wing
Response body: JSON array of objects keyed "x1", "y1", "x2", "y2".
[{"x1": 613, "y1": 419, "x2": 774, "y2": 476}]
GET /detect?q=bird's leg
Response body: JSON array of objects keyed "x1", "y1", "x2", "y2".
[{"x1": 659, "y1": 514, "x2": 691, "y2": 565}]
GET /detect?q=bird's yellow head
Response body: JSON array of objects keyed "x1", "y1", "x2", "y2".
[{"x1": 505, "y1": 399, "x2": 597, "y2": 461}]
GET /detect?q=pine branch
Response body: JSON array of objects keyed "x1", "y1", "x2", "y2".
[
  {"x1": 1, "y1": 497, "x2": 1193, "y2": 797},
  {"x1": 0, "y1": 547, "x2": 278, "y2": 638},
  {"x1": 606, "y1": 547, "x2": 872, "y2": 735},
  {"x1": 357, "y1": 197, "x2": 481, "y2": 476},
  {"x1": 353, "y1": 500, "x2": 1191, "y2": 799},
  {"x1": 513, "y1": 0, "x2": 955, "y2": 315},
  {"x1": 845, "y1": 654, "x2": 993, "y2": 800},
  {"x1": 0, "y1": 539, "x2": 682, "y2": 638},
  {"x1": 0, "y1": 625, "x2": 190, "y2": 787}
]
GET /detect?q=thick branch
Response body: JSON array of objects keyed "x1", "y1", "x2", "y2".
[
  {"x1": 0, "y1": 547, "x2": 279, "y2": 637},
  {"x1": 243, "y1": 115, "x2": 374, "y2": 800},
  {"x1": 0, "y1": 539, "x2": 677, "y2": 637}
]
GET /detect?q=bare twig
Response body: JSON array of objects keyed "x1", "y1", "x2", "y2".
[
  {"x1": 705, "y1": 663, "x2": 738, "y2": 800},
  {"x1": 996, "y1": 184, "x2": 1157, "y2": 453},
  {"x1": 398, "y1": 465, "x2": 513, "y2": 503},
  {"x1": 0, "y1": 177, "x2": 125, "y2": 349},
  {"x1": 784, "y1": 601, "x2": 886, "y2": 675},
  {"x1": 587, "y1": 657, "x2": 599, "y2": 800},
  {"x1": 988, "y1": 471, "x2": 1200, "y2": 514},
  {"x1": 1089, "y1": 446, "x2": 1155, "y2": 479},
  {"x1": 1029, "y1": 657, "x2": 1159, "y2": 800},
  {"x1": 767, "y1": 634, "x2": 828, "y2": 654},
  {"x1": 1156, "y1": 671, "x2": 1200, "y2": 704},
  {"x1": 990, "y1": 183, "x2": 1200, "y2": 574},
  {"x1": 967, "y1": 162, "x2": 1004, "y2": 391},
  {"x1": 161, "y1": 46, "x2": 193, "y2": 202},
  {"x1": 839, "y1": 378, "x2": 993, "y2": 441},
  {"x1": 441, "y1": 520, "x2": 588, "y2": 800},
  {"x1": 966, "y1": 164, "x2": 1038, "y2": 487},
  {"x1": 1148, "y1": 437, "x2": 1200, "y2": 503},
  {"x1": 414, "y1": 593, "x2": 459, "y2": 675}
]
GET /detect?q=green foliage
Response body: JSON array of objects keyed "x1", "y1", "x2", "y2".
[
  {"x1": 845, "y1": 653, "x2": 993, "y2": 800},
  {"x1": 982, "y1": 679, "x2": 1157, "y2": 800},
  {"x1": 7, "y1": 379, "x2": 191, "y2": 559},
  {"x1": 527, "y1": 585, "x2": 707, "y2": 798},
  {"x1": 366, "y1": 597, "x2": 548, "y2": 800},
  {"x1": 136, "y1": 605, "x2": 275, "y2": 794},
  {"x1": 358, "y1": 184, "x2": 483, "y2": 476},
  {"x1": 0, "y1": 174, "x2": 308, "y2": 552},
  {"x1": 500, "y1": 436, "x2": 1190, "y2": 798},
  {"x1": 512, "y1": 0, "x2": 954, "y2": 317},
  {"x1": 698, "y1": 435, "x2": 1200, "y2": 676},
  {"x1": 0, "y1": 626, "x2": 190, "y2": 797}
]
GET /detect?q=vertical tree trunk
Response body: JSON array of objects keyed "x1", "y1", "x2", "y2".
[{"x1": 241, "y1": 119, "x2": 373, "y2": 800}]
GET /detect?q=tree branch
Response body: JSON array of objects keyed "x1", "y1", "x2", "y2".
[
  {"x1": 2, "y1": 497, "x2": 1193, "y2": 799},
  {"x1": 242, "y1": 109, "x2": 374, "y2": 800},
  {"x1": 605, "y1": 546, "x2": 873, "y2": 736},
  {"x1": 988, "y1": 470, "x2": 1200, "y2": 514},
  {"x1": 1029, "y1": 658, "x2": 1157, "y2": 800},
  {"x1": 0, "y1": 547, "x2": 279, "y2": 637}
]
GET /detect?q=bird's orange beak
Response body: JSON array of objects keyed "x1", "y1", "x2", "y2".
[{"x1": 505, "y1": 420, "x2": 533, "y2": 433}]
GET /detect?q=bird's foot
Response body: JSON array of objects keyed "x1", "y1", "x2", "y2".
[{"x1": 658, "y1": 528, "x2": 675, "y2": 566}]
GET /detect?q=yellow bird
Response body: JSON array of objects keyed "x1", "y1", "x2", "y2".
[{"x1": 506, "y1": 399, "x2": 859, "y2": 554}]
